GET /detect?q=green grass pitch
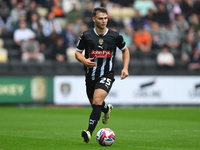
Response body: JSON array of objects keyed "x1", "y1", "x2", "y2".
[{"x1": 0, "y1": 106, "x2": 200, "y2": 150}]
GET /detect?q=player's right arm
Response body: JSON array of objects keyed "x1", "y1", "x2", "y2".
[
  {"x1": 75, "y1": 33, "x2": 96, "y2": 68},
  {"x1": 75, "y1": 51, "x2": 96, "y2": 68}
]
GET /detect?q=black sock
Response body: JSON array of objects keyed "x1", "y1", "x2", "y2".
[
  {"x1": 87, "y1": 105, "x2": 102, "y2": 135},
  {"x1": 101, "y1": 101, "x2": 109, "y2": 113}
]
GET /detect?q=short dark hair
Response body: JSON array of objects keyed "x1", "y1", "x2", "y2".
[
  {"x1": 162, "y1": 44, "x2": 168, "y2": 49},
  {"x1": 92, "y1": 7, "x2": 108, "y2": 17}
]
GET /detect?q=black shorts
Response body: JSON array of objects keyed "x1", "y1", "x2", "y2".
[{"x1": 86, "y1": 77, "x2": 115, "y2": 99}]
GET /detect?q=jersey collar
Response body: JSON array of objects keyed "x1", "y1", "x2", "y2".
[{"x1": 93, "y1": 28, "x2": 109, "y2": 36}]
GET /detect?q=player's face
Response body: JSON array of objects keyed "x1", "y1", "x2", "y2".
[{"x1": 93, "y1": 12, "x2": 108, "y2": 30}]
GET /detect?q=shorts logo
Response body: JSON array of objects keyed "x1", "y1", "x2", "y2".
[{"x1": 91, "y1": 50, "x2": 111, "y2": 58}]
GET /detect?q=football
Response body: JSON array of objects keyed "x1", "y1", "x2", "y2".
[{"x1": 96, "y1": 128, "x2": 115, "y2": 146}]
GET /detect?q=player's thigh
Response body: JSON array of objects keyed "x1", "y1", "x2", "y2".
[
  {"x1": 92, "y1": 77, "x2": 114, "y2": 105},
  {"x1": 93, "y1": 88, "x2": 108, "y2": 105}
]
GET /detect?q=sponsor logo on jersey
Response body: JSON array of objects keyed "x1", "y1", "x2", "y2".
[{"x1": 91, "y1": 50, "x2": 111, "y2": 58}]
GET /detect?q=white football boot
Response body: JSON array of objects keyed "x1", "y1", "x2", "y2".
[
  {"x1": 102, "y1": 104, "x2": 113, "y2": 125},
  {"x1": 82, "y1": 130, "x2": 91, "y2": 143}
]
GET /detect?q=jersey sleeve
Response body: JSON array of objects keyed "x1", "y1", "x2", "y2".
[
  {"x1": 116, "y1": 34, "x2": 126, "y2": 50},
  {"x1": 76, "y1": 33, "x2": 86, "y2": 52}
]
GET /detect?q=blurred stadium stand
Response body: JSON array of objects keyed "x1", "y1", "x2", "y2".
[{"x1": 0, "y1": 0, "x2": 199, "y2": 76}]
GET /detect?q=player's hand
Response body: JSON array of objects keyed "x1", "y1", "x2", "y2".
[
  {"x1": 121, "y1": 68, "x2": 129, "y2": 80},
  {"x1": 84, "y1": 58, "x2": 97, "y2": 68}
]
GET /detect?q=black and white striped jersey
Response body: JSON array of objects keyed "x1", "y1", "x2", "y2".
[{"x1": 76, "y1": 28, "x2": 126, "y2": 82}]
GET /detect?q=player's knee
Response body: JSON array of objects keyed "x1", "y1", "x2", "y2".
[{"x1": 92, "y1": 97, "x2": 103, "y2": 105}]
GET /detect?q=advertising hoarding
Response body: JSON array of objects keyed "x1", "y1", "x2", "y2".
[
  {"x1": 54, "y1": 76, "x2": 200, "y2": 105},
  {"x1": 0, "y1": 76, "x2": 53, "y2": 104}
]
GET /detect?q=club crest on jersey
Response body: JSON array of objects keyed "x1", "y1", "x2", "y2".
[{"x1": 99, "y1": 39, "x2": 104, "y2": 45}]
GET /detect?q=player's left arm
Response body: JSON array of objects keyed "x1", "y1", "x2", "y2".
[
  {"x1": 116, "y1": 34, "x2": 130, "y2": 80},
  {"x1": 121, "y1": 46, "x2": 130, "y2": 80}
]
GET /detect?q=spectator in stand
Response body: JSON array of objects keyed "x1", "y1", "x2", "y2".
[
  {"x1": 42, "y1": 12, "x2": 62, "y2": 43},
  {"x1": 94, "y1": 0, "x2": 114, "y2": 11},
  {"x1": 51, "y1": 0, "x2": 64, "y2": 17},
  {"x1": 179, "y1": 0, "x2": 195, "y2": 20},
  {"x1": 121, "y1": 26, "x2": 136, "y2": 52},
  {"x1": 0, "y1": 15, "x2": 13, "y2": 35},
  {"x1": 165, "y1": 21, "x2": 181, "y2": 54},
  {"x1": 106, "y1": 14, "x2": 119, "y2": 30},
  {"x1": 74, "y1": 21, "x2": 88, "y2": 41},
  {"x1": 63, "y1": 23, "x2": 80, "y2": 63},
  {"x1": 181, "y1": 32, "x2": 196, "y2": 64},
  {"x1": 6, "y1": 0, "x2": 18, "y2": 9},
  {"x1": 21, "y1": 32, "x2": 44, "y2": 63},
  {"x1": 23, "y1": 0, "x2": 31, "y2": 11},
  {"x1": 62, "y1": 0, "x2": 81, "y2": 14},
  {"x1": 153, "y1": 2, "x2": 170, "y2": 27},
  {"x1": 0, "y1": 38, "x2": 8, "y2": 63},
  {"x1": 14, "y1": 21, "x2": 35, "y2": 47},
  {"x1": 29, "y1": 13, "x2": 41, "y2": 34},
  {"x1": 133, "y1": 0, "x2": 157, "y2": 17},
  {"x1": 37, "y1": 0, "x2": 53, "y2": 12},
  {"x1": 165, "y1": 0, "x2": 182, "y2": 22},
  {"x1": 65, "y1": 2, "x2": 83, "y2": 24},
  {"x1": 182, "y1": 24, "x2": 196, "y2": 41},
  {"x1": 188, "y1": 13, "x2": 200, "y2": 32},
  {"x1": 26, "y1": 1, "x2": 37, "y2": 23},
  {"x1": 174, "y1": 13, "x2": 189, "y2": 37},
  {"x1": 62, "y1": 23, "x2": 76, "y2": 49},
  {"x1": 12, "y1": 15, "x2": 28, "y2": 31},
  {"x1": 79, "y1": 23, "x2": 88, "y2": 35},
  {"x1": 145, "y1": 9, "x2": 154, "y2": 27},
  {"x1": 29, "y1": 13, "x2": 46, "y2": 47},
  {"x1": 52, "y1": 36, "x2": 67, "y2": 62},
  {"x1": 133, "y1": 26, "x2": 152, "y2": 52},
  {"x1": 194, "y1": 0, "x2": 200, "y2": 15},
  {"x1": 0, "y1": 2, "x2": 13, "y2": 34},
  {"x1": 0, "y1": 2, "x2": 11, "y2": 25},
  {"x1": 189, "y1": 46, "x2": 200, "y2": 70},
  {"x1": 197, "y1": 29, "x2": 200, "y2": 52},
  {"x1": 83, "y1": 2, "x2": 94, "y2": 29},
  {"x1": 80, "y1": 0, "x2": 93, "y2": 10},
  {"x1": 39, "y1": 32, "x2": 54, "y2": 61},
  {"x1": 148, "y1": 21, "x2": 166, "y2": 50},
  {"x1": 131, "y1": 9, "x2": 147, "y2": 31},
  {"x1": 118, "y1": 0, "x2": 133, "y2": 7},
  {"x1": 157, "y1": 45, "x2": 175, "y2": 69},
  {"x1": 10, "y1": 1, "x2": 26, "y2": 24},
  {"x1": 73, "y1": 18, "x2": 85, "y2": 37}
]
